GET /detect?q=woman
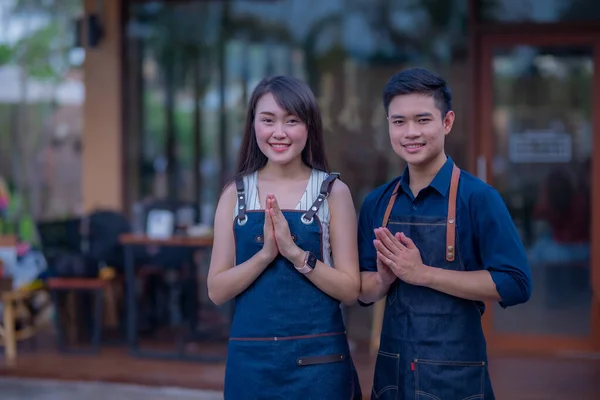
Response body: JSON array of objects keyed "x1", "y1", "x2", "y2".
[{"x1": 207, "y1": 75, "x2": 362, "y2": 399}]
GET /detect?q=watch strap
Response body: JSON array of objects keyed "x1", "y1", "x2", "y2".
[
  {"x1": 296, "y1": 263, "x2": 313, "y2": 274},
  {"x1": 295, "y1": 251, "x2": 316, "y2": 274}
]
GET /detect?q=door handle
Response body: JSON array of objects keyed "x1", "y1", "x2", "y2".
[{"x1": 477, "y1": 155, "x2": 487, "y2": 183}]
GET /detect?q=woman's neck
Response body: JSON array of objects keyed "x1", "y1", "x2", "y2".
[{"x1": 259, "y1": 158, "x2": 311, "y2": 181}]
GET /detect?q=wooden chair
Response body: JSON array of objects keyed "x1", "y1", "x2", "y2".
[
  {"x1": 47, "y1": 277, "x2": 107, "y2": 353},
  {"x1": 1, "y1": 287, "x2": 48, "y2": 365},
  {"x1": 40, "y1": 213, "x2": 126, "y2": 353}
]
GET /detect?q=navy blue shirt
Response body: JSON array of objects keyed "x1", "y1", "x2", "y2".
[{"x1": 358, "y1": 156, "x2": 532, "y2": 310}]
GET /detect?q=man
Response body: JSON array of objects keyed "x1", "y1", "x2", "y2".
[{"x1": 357, "y1": 68, "x2": 532, "y2": 399}]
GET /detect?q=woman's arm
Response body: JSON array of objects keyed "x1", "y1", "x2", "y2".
[{"x1": 207, "y1": 183, "x2": 276, "y2": 306}]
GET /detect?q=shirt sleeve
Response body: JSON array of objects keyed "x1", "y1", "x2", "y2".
[
  {"x1": 471, "y1": 186, "x2": 533, "y2": 308},
  {"x1": 358, "y1": 193, "x2": 377, "y2": 273}
]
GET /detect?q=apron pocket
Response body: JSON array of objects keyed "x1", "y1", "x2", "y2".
[
  {"x1": 296, "y1": 353, "x2": 345, "y2": 366},
  {"x1": 293, "y1": 351, "x2": 353, "y2": 399},
  {"x1": 371, "y1": 350, "x2": 399, "y2": 399},
  {"x1": 414, "y1": 359, "x2": 485, "y2": 400}
]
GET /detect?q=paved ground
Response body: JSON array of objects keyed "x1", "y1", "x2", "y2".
[
  {"x1": 3, "y1": 342, "x2": 600, "y2": 399},
  {"x1": 0, "y1": 377, "x2": 223, "y2": 400}
]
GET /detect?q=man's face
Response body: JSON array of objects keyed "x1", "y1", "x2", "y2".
[{"x1": 387, "y1": 93, "x2": 454, "y2": 168}]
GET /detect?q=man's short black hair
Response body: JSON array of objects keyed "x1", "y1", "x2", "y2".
[{"x1": 382, "y1": 67, "x2": 452, "y2": 117}]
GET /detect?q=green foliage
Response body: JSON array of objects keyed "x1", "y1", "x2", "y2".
[
  {"x1": 16, "y1": 23, "x2": 63, "y2": 80},
  {"x1": 3, "y1": 0, "x2": 81, "y2": 80},
  {"x1": 0, "y1": 43, "x2": 13, "y2": 65}
]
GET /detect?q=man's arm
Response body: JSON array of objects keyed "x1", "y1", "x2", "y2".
[
  {"x1": 413, "y1": 185, "x2": 531, "y2": 305},
  {"x1": 420, "y1": 268, "x2": 501, "y2": 302},
  {"x1": 374, "y1": 184, "x2": 532, "y2": 306},
  {"x1": 375, "y1": 229, "x2": 501, "y2": 302},
  {"x1": 359, "y1": 269, "x2": 393, "y2": 305},
  {"x1": 356, "y1": 192, "x2": 394, "y2": 305},
  {"x1": 470, "y1": 186, "x2": 532, "y2": 307}
]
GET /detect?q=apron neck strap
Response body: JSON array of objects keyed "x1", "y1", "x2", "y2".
[
  {"x1": 382, "y1": 181, "x2": 401, "y2": 229},
  {"x1": 381, "y1": 164, "x2": 461, "y2": 262},
  {"x1": 235, "y1": 177, "x2": 246, "y2": 222},
  {"x1": 445, "y1": 165, "x2": 460, "y2": 262},
  {"x1": 303, "y1": 172, "x2": 340, "y2": 221}
]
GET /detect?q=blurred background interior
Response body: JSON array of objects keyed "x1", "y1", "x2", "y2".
[{"x1": 0, "y1": 0, "x2": 600, "y2": 398}]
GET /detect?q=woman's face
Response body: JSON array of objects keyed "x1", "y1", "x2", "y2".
[{"x1": 254, "y1": 92, "x2": 308, "y2": 165}]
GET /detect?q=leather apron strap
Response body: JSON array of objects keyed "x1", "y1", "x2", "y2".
[
  {"x1": 302, "y1": 172, "x2": 340, "y2": 222},
  {"x1": 382, "y1": 165, "x2": 461, "y2": 262},
  {"x1": 235, "y1": 177, "x2": 247, "y2": 222}
]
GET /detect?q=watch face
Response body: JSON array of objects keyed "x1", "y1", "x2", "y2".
[{"x1": 307, "y1": 252, "x2": 317, "y2": 269}]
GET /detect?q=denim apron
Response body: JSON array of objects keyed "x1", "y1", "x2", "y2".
[
  {"x1": 371, "y1": 164, "x2": 495, "y2": 400},
  {"x1": 225, "y1": 173, "x2": 361, "y2": 400}
]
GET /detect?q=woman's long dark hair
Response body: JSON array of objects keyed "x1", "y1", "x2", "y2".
[{"x1": 234, "y1": 76, "x2": 329, "y2": 180}]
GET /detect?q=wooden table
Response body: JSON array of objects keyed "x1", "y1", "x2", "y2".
[
  {"x1": 119, "y1": 234, "x2": 213, "y2": 247},
  {"x1": 118, "y1": 234, "x2": 219, "y2": 362}
]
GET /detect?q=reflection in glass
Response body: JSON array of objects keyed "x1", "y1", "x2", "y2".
[
  {"x1": 124, "y1": 0, "x2": 472, "y2": 230},
  {"x1": 479, "y1": 0, "x2": 600, "y2": 23},
  {"x1": 491, "y1": 46, "x2": 593, "y2": 337}
]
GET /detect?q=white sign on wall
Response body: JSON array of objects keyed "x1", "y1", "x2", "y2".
[{"x1": 508, "y1": 131, "x2": 572, "y2": 163}]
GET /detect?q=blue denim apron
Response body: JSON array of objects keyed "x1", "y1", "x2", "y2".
[
  {"x1": 371, "y1": 165, "x2": 495, "y2": 400},
  {"x1": 225, "y1": 173, "x2": 361, "y2": 400}
]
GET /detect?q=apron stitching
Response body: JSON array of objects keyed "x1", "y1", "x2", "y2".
[
  {"x1": 463, "y1": 395, "x2": 485, "y2": 400},
  {"x1": 387, "y1": 222, "x2": 446, "y2": 226},
  {"x1": 414, "y1": 361, "x2": 418, "y2": 400},
  {"x1": 229, "y1": 331, "x2": 346, "y2": 341},
  {"x1": 415, "y1": 390, "x2": 441, "y2": 400}
]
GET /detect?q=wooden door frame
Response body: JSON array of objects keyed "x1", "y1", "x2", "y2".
[{"x1": 476, "y1": 33, "x2": 600, "y2": 355}]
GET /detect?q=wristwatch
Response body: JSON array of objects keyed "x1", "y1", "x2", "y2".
[{"x1": 295, "y1": 251, "x2": 317, "y2": 274}]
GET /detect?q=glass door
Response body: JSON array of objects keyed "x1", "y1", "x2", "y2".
[{"x1": 479, "y1": 35, "x2": 600, "y2": 353}]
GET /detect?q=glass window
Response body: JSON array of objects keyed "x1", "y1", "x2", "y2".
[
  {"x1": 124, "y1": 0, "x2": 471, "y2": 226},
  {"x1": 479, "y1": 0, "x2": 600, "y2": 23},
  {"x1": 490, "y1": 45, "x2": 593, "y2": 337}
]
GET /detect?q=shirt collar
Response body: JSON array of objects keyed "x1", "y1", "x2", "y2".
[{"x1": 399, "y1": 156, "x2": 454, "y2": 197}]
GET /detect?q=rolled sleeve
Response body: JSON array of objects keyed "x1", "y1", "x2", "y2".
[
  {"x1": 472, "y1": 186, "x2": 532, "y2": 308},
  {"x1": 358, "y1": 194, "x2": 377, "y2": 273}
]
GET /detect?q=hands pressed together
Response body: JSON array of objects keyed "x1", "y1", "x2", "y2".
[
  {"x1": 372, "y1": 227, "x2": 429, "y2": 287},
  {"x1": 261, "y1": 194, "x2": 305, "y2": 266},
  {"x1": 260, "y1": 194, "x2": 429, "y2": 284}
]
